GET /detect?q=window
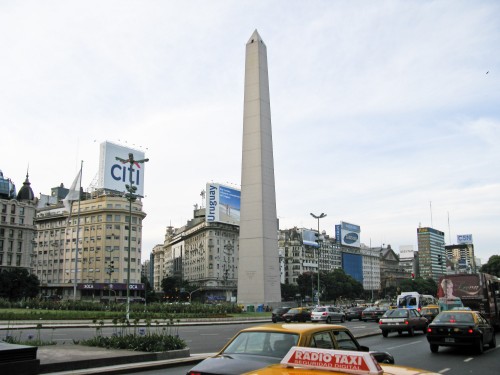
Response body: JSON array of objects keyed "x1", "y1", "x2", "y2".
[
  {"x1": 312, "y1": 332, "x2": 334, "y2": 349},
  {"x1": 333, "y1": 331, "x2": 358, "y2": 350}
]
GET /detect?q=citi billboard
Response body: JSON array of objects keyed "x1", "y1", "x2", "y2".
[
  {"x1": 206, "y1": 183, "x2": 241, "y2": 225},
  {"x1": 98, "y1": 141, "x2": 146, "y2": 197},
  {"x1": 335, "y1": 221, "x2": 361, "y2": 248}
]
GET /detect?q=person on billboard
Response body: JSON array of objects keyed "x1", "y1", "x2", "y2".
[{"x1": 441, "y1": 278, "x2": 457, "y2": 299}]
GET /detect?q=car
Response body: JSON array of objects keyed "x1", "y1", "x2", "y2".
[
  {"x1": 361, "y1": 306, "x2": 387, "y2": 322},
  {"x1": 345, "y1": 306, "x2": 365, "y2": 321},
  {"x1": 426, "y1": 310, "x2": 496, "y2": 354},
  {"x1": 420, "y1": 305, "x2": 440, "y2": 323},
  {"x1": 186, "y1": 323, "x2": 395, "y2": 375},
  {"x1": 282, "y1": 307, "x2": 312, "y2": 322},
  {"x1": 271, "y1": 307, "x2": 291, "y2": 323},
  {"x1": 379, "y1": 308, "x2": 428, "y2": 337},
  {"x1": 311, "y1": 306, "x2": 346, "y2": 323},
  {"x1": 242, "y1": 347, "x2": 441, "y2": 375}
]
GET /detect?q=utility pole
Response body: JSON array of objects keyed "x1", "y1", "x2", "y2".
[
  {"x1": 115, "y1": 153, "x2": 149, "y2": 321},
  {"x1": 310, "y1": 212, "x2": 326, "y2": 306}
]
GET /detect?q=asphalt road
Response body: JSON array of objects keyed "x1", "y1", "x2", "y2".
[
  {"x1": 4, "y1": 321, "x2": 498, "y2": 374},
  {"x1": 124, "y1": 331, "x2": 500, "y2": 375}
]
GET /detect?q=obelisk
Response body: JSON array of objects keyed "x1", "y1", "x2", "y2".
[{"x1": 237, "y1": 30, "x2": 281, "y2": 308}]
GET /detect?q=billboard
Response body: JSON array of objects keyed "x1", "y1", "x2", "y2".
[
  {"x1": 335, "y1": 221, "x2": 361, "y2": 248},
  {"x1": 302, "y1": 228, "x2": 319, "y2": 248},
  {"x1": 206, "y1": 183, "x2": 240, "y2": 225},
  {"x1": 98, "y1": 141, "x2": 146, "y2": 197},
  {"x1": 457, "y1": 234, "x2": 473, "y2": 244},
  {"x1": 399, "y1": 245, "x2": 415, "y2": 259}
]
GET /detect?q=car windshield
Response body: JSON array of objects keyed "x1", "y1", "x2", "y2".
[
  {"x1": 223, "y1": 331, "x2": 299, "y2": 358},
  {"x1": 434, "y1": 312, "x2": 474, "y2": 323},
  {"x1": 383, "y1": 309, "x2": 408, "y2": 318},
  {"x1": 287, "y1": 308, "x2": 300, "y2": 314}
]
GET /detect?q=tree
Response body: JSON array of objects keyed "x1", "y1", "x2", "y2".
[
  {"x1": 480, "y1": 255, "x2": 500, "y2": 277},
  {"x1": 0, "y1": 268, "x2": 39, "y2": 300},
  {"x1": 280, "y1": 282, "x2": 299, "y2": 301}
]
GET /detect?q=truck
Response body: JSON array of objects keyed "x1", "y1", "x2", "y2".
[{"x1": 438, "y1": 273, "x2": 500, "y2": 330}]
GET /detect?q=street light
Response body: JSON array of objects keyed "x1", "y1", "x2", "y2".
[
  {"x1": 115, "y1": 153, "x2": 149, "y2": 321},
  {"x1": 310, "y1": 212, "x2": 326, "y2": 306}
]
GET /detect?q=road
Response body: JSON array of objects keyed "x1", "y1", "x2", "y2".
[
  {"x1": 127, "y1": 330, "x2": 500, "y2": 375},
  {"x1": 5, "y1": 321, "x2": 498, "y2": 374}
]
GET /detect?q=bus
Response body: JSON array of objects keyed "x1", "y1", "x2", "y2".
[{"x1": 396, "y1": 292, "x2": 437, "y2": 311}]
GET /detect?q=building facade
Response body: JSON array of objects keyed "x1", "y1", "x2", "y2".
[
  {"x1": 154, "y1": 208, "x2": 239, "y2": 303},
  {"x1": 417, "y1": 227, "x2": 446, "y2": 282},
  {"x1": 445, "y1": 243, "x2": 476, "y2": 274},
  {"x1": 33, "y1": 191, "x2": 146, "y2": 301},
  {"x1": 0, "y1": 174, "x2": 37, "y2": 272}
]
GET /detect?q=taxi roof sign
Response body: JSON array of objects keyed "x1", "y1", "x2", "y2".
[{"x1": 281, "y1": 347, "x2": 383, "y2": 375}]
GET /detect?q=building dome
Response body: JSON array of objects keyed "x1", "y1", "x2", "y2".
[{"x1": 16, "y1": 173, "x2": 35, "y2": 201}]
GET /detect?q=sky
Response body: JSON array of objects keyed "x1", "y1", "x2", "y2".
[{"x1": 1, "y1": 1, "x2": 499, "y2": 264}]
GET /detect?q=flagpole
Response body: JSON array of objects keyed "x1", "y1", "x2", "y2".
[{"x1": 73, "y1": 161, "x2": 83, "y2": 301}]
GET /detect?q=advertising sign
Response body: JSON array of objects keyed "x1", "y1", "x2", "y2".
[
  {"x1": 281, "y1": 347, "x2": 383, "y2": 375},
  {"x1": 206, "y1": 183, "x2": 241, "y2": 225},
  {"x1": 335, "y1": 221, "x2": 361, "y2": 248},
  {"x1": 98, "y1": 141, "x2": 146, "y2": 197},
  {"x1": 399, "y1": 245, "x2": 414, "y2": 259},
  {"x1": 302, "y1": 228, "x2": 319, "y2": 248},
  {"x1": 457, "y1": 234, "x2": 473, "y2": 244}
]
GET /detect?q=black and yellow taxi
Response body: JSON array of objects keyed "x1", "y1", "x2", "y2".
[
  {"x1": 419, "y1": 305, "x2": 439, "y2": 323},
  {"x1": 426, "y1": 310, "x2": 496, "y2": 354},
  {"x1": 186, "y1": 323, "x2": 394, "y2": 375},
  {"x1": 242, "y1": 346, "x2": 441, "y2": 375}
]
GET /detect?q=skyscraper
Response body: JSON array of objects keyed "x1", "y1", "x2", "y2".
[
  {"x1": 417, "y1": 227, "x2": 446, "y2": 282},
  {"x1": 237, "y1": 30, "x2": 281, "y2": 307}
]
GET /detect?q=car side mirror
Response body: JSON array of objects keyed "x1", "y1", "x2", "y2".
[{"x1": 369, "y1": 351, "x2": 395, "y2": 364}]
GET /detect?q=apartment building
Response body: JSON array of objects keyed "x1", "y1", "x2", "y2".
[{"x1": 33, "y1": 191, "x2": 146, "y2": 301}]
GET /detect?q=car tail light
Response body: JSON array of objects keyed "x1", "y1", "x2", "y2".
[
  {"x1": 322, "y1": 312, "x2": 328, "y2": 316},
  {"x1": 404, "y1": 320, "x2": 409, "y2": 325},
  {"x1": 468, "y1": 328, "x2": 474, "y2": 334},
  {"x1": 427, "y1": 328, "x2": 432, "y2": 333},
  {"x1": 188, "y1": 372, "x2": 201, "y2": 375}
]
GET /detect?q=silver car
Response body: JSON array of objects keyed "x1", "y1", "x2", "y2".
[{"x1": 311, "y1": 306, "x2": 346, "y2": 323}]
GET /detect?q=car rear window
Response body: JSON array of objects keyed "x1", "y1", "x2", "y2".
[
  {"x1": 434, "y1": 313, "x2": 474, "y2": 323},
  {"x1": 223, "y1": 331, "x2": 299, "y2": 358}
]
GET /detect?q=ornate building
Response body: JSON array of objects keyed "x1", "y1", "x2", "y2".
[{"x1": 0, "y1": 171, "x2": 37, "y2": 272}]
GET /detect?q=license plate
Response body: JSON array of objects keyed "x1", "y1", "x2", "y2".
[{"x1": 445, "y1": 338, "x2": 455, "y2": 343}]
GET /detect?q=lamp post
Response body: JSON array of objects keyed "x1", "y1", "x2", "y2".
[
  {"x1": 310, "y1": 212, "x2": 326, "y2": 306},
  {"x1": 116, "y1": 153, "x2": 149, "y2": 321}
]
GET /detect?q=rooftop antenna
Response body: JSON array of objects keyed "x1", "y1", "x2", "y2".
[
  {"x1": 447, "y1": 211, "x2": 451, "y2": 244},
  {"x1": 429, "y1": 201, "x2": 433, "y2": 228}
]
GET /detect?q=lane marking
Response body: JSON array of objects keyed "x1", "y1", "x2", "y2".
[
  {"x1": 464, "y1": 357, "x2": 474, "y2": 362},
  {"x1": 200, "y1": 333, "x2": 219, "y2": 336},
  {"x1": 439, "y1": 368, "x2": 451, "y2": 373},
  {"x1": 387, "y1": 340, "x2": 422, "y2": 350}
]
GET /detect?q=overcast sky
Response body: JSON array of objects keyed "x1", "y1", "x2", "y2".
[{"x1": 1, "y1": 1, "x2": 499, "y2": 264}]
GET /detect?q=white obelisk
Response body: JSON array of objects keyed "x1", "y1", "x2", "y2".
[{"x1": 237, "y1": 30, "x2": 281, "y2": 308}]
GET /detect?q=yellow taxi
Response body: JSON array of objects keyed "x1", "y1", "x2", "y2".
[
  {"x1": 242, "y1": 347, "x2": 441, "y2": 375},
  {"x1": 187, "y1": 323, "x2": 393, "y2": 375},
  {"x1": 419, "y1": 305, "x2": 440, "y2": 322}
]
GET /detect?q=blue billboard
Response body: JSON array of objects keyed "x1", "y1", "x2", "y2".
[
  {"x1": 206, "y1": 183, "x2": 241, "y2": 225},
  {"x1": 342, "y1": 253, "x2": 363, "y2": 284}
]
